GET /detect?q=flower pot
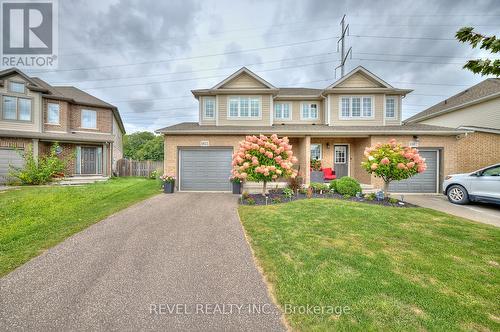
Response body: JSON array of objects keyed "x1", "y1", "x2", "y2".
[
  {"x1": 163, "y1": 181, "x2": 174, "y2": 193},
  {"x1": 232, "y1": 181, "x2": 241, "y2": 194}
]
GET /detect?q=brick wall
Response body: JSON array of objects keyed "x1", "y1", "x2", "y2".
[
  {"x1": 39, "y1": 142, "x2": 76, "y2": 175},
  {"x1": 0, "y1": 137, "x2": 32, "y2": 149},
  {"x1": 69, "y1": 105, "x2": 113, "y2": 133},
  {"x1": 456, "y1": 132, "x2": 500, "y2": 173}
]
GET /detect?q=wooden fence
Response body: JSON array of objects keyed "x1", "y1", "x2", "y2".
[{"x1": 116, "y1": 159, "x2": 163, "y2": 177}]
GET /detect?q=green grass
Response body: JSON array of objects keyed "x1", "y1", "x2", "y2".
[
  {"x1": 0, "y1": 177, "x2": 160, "y2": 276},
  {"x1": 239, "y1": 199, "x2": 500, "y2": 331}
]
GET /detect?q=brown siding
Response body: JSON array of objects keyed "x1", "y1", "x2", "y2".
[
  {"x1": 220, "y1": 72, "x2": 267, "y2": 89},
  {"x1": 329, "y1": 94, "x2": 385, "y2": 126},
  {"x1": 217, "y1": 94, "x2": 272, "y2": 126}
]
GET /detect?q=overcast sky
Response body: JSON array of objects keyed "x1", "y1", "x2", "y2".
[{"x1": 26, "y1": 0, "x2": 500, "y2": 133}]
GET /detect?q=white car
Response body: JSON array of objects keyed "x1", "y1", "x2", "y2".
[{"x1": 443, "y1": 163, "x2": 500, "y2": 205}]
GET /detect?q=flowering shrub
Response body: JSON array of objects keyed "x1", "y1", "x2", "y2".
[
  {"x1": 361, "y1": 139, "x2": 427, "y2": 195},
  {"x1": 159, "y1": 174, "x2": 175, "y2": 183},
  {"x1": 310, "y1": 159, "x2": 322, "y2": 171},
  {"x1": 231, "y1": 134, "x2": 298, "y2": 195}
]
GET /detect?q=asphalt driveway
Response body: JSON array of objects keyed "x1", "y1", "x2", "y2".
[
  {"x1": 0, "y1": 193, "x2": 286, "y2": 331},
  {"x1": 404, "y1": 194, "x2": 500, "y2": 227}
]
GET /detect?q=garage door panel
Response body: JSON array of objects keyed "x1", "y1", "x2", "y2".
[
  {"x1": 0, "y1": 149, "x2": 24, "y2": 184},
  {"x1": 389, "y1": 150, "x2": 438, "y2": 193},
  {"x1": 180, "y1": 148, "x2": 232, "y2": 191}
]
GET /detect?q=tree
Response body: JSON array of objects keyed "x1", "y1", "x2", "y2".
[
  {"x1": 456, "y1": 27, "x2": 500, "y2": 76},
  {"x1": 231, "y1": 134, "x2": 298, "y2": 195},
  {"x1": 123, "y1": 131, "x2": 163, "y2": 161},
  {"x1": 361, "y1": 139, "x2": 427, "y2": 196}
]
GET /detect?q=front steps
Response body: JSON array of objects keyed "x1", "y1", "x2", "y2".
[{"x1": 59, "y1": 175, "x2": 109, "y2": 185}]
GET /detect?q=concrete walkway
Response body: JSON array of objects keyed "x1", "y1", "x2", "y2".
[
  {"x1": 404, "y1": 194, "x2": 500, "y2": 227},
  {"x1": 0, "y1": 193, "x2": 286, "y2": 331}
]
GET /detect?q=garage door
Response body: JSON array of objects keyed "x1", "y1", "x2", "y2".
[
  {"x1": 179, "y1": 148, "x2": 232, "y2": 191},
  {"x1": 0, "y1": 148, "x2": 24, "y2": 184},
  {"x1": 389, "y1": 150, "x2": 439, "y2": 193}
]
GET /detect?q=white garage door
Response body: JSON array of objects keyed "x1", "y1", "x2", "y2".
[
  {"x1": 0, "y1": 148, "x2": 24, "y2": 184},
  {"x1": 389, "y1": 150, "x2": 439, "y2": 193},
  {"x1": 179, "y1": 148, "x2": 232, "y2": 191}
]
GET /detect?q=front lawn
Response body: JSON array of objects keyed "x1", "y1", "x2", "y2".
[
  {"x1": 0, "y1": 178, "x2": 159, "y2": 276},
  {"x1": 239, "y1": 199, "x2": 500, "y2": 331}
]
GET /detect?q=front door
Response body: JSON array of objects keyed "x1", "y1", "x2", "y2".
[
  {"x1": 334, "y1": 145, "x2": 349, "y2": 178},
  {"x1": 81, "y1": 147, "x2": 97, "y2": 174}
]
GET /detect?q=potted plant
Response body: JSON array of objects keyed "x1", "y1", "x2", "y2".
[
  {"x1": 230, "y1": 177, "x2": 242, "y2": 194},
  {"x1": 160, "y1": 174, "x2": 176, "y2": 193}
]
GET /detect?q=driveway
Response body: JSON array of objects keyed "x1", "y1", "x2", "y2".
[
  {"x1": 0, "y1": 193, "x2": 286, "y2": 331},
  {"x1": 404, "y1": 194, "x2": 500, "y2": 227}
]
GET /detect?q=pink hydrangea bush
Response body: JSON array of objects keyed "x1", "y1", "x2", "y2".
[
  {"x1": 231, "y1": 134, "x2": 298, "y2": 195},
  {"x1": 361, "y1": 138, "x2": 427, "y2": 195}
]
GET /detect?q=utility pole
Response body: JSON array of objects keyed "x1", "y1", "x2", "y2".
[{"x1": 336, "y1": 14, "x2": 352, "y2": 78}]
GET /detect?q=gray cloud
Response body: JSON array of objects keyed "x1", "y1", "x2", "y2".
[{"x1": 24, "y1": 0, "x2": 500, "y2": 132}]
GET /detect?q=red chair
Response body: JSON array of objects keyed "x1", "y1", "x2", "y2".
[{"x1": 323, "y1": 168, "x2": 336, "y2": 181}]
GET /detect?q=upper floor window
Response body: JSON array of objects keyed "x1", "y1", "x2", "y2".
[
  {"x1": 274, "y1": 103, "x2": 290, "y2": 120},
  {"x1": 81, "y1": 109, "x2": 97, "y2": 129},
  {"x1": 228, "y1": 96, "x2": 260, "y2": 118},
  {"x1": 204, "y1": 97, "x2": 215, "y2": 119},
  {"x1": 311, "y1": 144, "x2": 322, "y2": 160},
  {"x1": 301, "y1": 103, "x2": 318, "y2": 120},
  {"x1": 340, "y1": 96, "x2": 373, "y2": 119},
  {"x1": 9, "y1": 81, "x2": 25, "y2": 94},
  {"x1": 47, "y1": 103, "x2": 60, "y2": 124},
  {"x1": 2, "y1": 96, "x2": 31, "y2": 121},
  {"x1": 385, "y1": 97, "x2": 396, "y2": 118}
]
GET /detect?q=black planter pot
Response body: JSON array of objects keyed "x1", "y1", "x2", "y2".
[
  {"x1": 163, "y1": 181, "x2": 175, "y2": 193},
  {"x1": 232, "y1": 181, "x2": 241, "y2": 194}
]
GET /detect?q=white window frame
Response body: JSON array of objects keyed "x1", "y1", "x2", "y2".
[
  {"x1": 203, "y1": 97, "x2": 215, "y2": 119},
  {"x1": 334, "y1": 146, "x2": 347, "y2": 164},
  {"x1": 300, "y1": 103, "x2": 319, "y2": 120},
  {"x1": 47, "y1": 103, "x2": 60, "y2": 124},
  {"x1": 81, "y1": 109, "x2": 97, "y2": 129},
  {"x1": 310, "y1": 143, "x2": 322, "y2": 160},
  {"x1": 385, "y1": 96, "x2": 396, "y2": 118},
  {"x1": 274, "y1": 102, "x2": 291, "y2": 120},
  {"x1": 8, "y1": 81, "x2": 26, "y2": 94},
  {"x1": 1, "y1": 95, "x2": 32, "y2": 122},
  {"x1": 339, "y1": 96, "x2": 375, "y2": 119},
  {"x1": 226, "y1": 96, "x2": 261, "y2": 119}
]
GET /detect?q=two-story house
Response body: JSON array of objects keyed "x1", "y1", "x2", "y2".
[
  {"x1": 0, "y1": 68, "x2": 125, "y2": 183},
  {"x1": 157, "y1": 66, "x2": 495, "y2": 193}
]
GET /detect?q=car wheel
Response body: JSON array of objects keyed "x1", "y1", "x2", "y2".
[{"x1": 447, "y1": 185, "x2": 469, "y2": 205}]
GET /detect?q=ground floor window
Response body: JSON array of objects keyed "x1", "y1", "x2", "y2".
[{"x1": 310, "y1": 144, "x2": 322, "y2": 160}]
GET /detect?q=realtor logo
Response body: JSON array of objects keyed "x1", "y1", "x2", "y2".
[{"x1": 1, "y1": 0, "x2": 58, "y2": 68}]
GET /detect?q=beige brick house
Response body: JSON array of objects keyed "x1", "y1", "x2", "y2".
[
  {"x1": 157, "y1": 66, "x2": 499, "y2": 193},
  {"x1": 0, "y1": 68, "x2": 125, "y2": 183}
]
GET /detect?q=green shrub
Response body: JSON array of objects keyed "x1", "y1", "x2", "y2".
[
  {"x1": 335, "y1": 177, "x2": 362, "y2": 197},
  {"x1": 329, "y1": 179, "x2": 338, "y2": 192},
  {"x1": 9, "y1": 143, "x2": 70, "y2": 185},
  {"x1": 310, "y1": 182, "x2": 329, "y2": 193},
  {"x1": 364, "y1": 193, "x2": 376, "y2": 201},
  {"x1": 242, "y1": 191, "x2": 250, "y2": 199},
  {"x1": 246, "y1": 198, "x2": 256, "y2": 205},
  {"x1": 299, "y1": 188, "x2": 307, "y2": 195},
  {"x1": 283, "y1": 187, "x2": 294, "y2": 198},
  {"x1": 272, "y1": 197, "x2": 282, "y2": 204},
  {"x1": 343, "y1": 194, "x2": 351, "y2": 199},
  {"x1": 149, "y1": 169, "x2": 159, "y2": 179},
  {"x1": 388, "y1": 197, "x2": 399, "y2": 204}
]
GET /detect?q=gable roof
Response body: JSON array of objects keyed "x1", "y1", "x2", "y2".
[
  {"x1": 405, "y1": 78, "x2": 500, "y2": 123},
  {"x1": 326, "y1": 66, "x2": 393, "y2": 89},
  {"x1": 211, "y1": 67, "x2": 277, "y2": 89}
]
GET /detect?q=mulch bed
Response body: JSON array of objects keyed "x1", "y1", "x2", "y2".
[{"x1": 239, "y1": 189, "x2": 417, "y2": 208}]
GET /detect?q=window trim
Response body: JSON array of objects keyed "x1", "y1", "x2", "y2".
[
  {"x1": 81, "y1": 109, "x2": 97, "y2": 129},
  {"x1": 385, "y1": 96, "x2": 397, "y2": 119},
  {"x1": 1, "y1": 95, "x2": 33, "y2": 122},
  {"x1": 8, "y1": 80, "x2": 26, "y2": 94},
  {"x1": 203, "y1": 96, "x2": 216, "y2": 119},
  {"x1": 226, "y1": 96, "x2": 262, "y2": 120},
  {"x1": 274, "y1": 102, "x2": 292, "y2": 120},
  {"x1": 338, "y1": 95, "x2": 375, "y2": 120},
  {"x1": 300, "y1": 102, "x2": 319, "y2": 120},
  {"x1": 47, "y1": 102, "x2": 61, "y2": 125},
  {"x1": 310, "y1": 143, "x2": 322, "y2": 160}
]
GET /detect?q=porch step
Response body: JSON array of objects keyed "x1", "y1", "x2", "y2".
[{"x1": 59, "y1": 176, "x2": 109, "y2": 185}]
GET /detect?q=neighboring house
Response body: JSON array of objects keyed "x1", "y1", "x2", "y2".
[
  {"x1": 0, "y1": 68, "x2": 125, "y2": 183},
  {"x1": 405, "y1": 78, "x2": 500, "y2": 174}
]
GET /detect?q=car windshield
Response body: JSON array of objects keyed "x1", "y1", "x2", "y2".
[{"x1": 482, "y1": 166, "x2": 500, "y2": 176}]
